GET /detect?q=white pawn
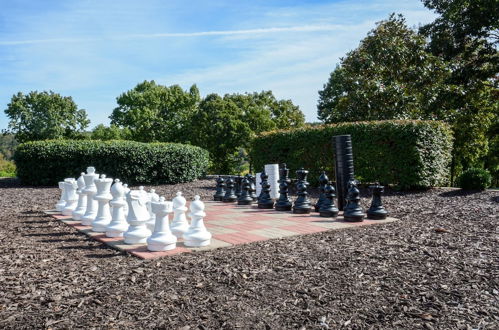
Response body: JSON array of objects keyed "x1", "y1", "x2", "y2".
[
  {"x1": 147, "y1": 197, "x2": 176, "y2": 251},
  {"x1": 72, "y1": 173, "x2": 87, "y2": 221},
  {"x1": 62, "y1": 178, "x2": 78, "y2": 216},
  {"x1": 92, "y1": 174, "x2": 113, "y2": 232},
  {"x1": 123, "y1": 186, "x2": 151, "y2": 244},
  {"x1": 55, "y1": 181, "x2": 66, "y2": 211},
  {"x1": 106, "y1": 179, "x2": 128, "y2": 237},
  {"x1": 146, "y1": 189, "x2": 160, "y2": 232},
  {"x1": 183, "y1": 195, "x2": 212, "y2": 247},
  {"x1": 81, "y1": 167, "x2": 99, "y2": 226},
  {"x1": 170, "y1": 191, "x2": 189, "y2": 239}
]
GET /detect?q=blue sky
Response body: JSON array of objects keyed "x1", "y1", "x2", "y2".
[{"x1": 0, "y1": 0, "x2": 437, "y2": 130}]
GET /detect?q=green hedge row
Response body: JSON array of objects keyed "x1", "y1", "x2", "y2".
[
  {"x1": 14, "y1": 140, "x2": 209, "y2": 186},
  {"x1": 251, "y1": 120, "x2": 453, "y2": 189}
]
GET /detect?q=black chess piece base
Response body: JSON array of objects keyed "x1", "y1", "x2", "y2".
[
  {"x1": 367, "y1": 211, "x2": 388, "y2": 220},
  {"x1": 293, "y1": 207, "x2": 311, "y2": 214},
  {"x1": 319, "y1": 209, "x2": 339, "y2": 217},
  {"x1": 237, "y1": 199, "x2": 253, "y2": 205},
  {"x1": 223, "y1": 197, "x2": 237, "y2": 203},
  {"x1": 214, "y1": 196, "x2": 223, "y2": 201},
  {"x1": 275, "y1": 204, "x2": 292, "y2": 211},
  {"x1": 344, "y1": 214, "x2": 364, "y2": 222},
  {"x1": 258, "y1": 202, "x2": 274, "y2": 209}
]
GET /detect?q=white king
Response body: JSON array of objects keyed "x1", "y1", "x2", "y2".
[
  {"x1": 123, "y1": 187, "x2": 151, "y2": 244},
  {"x1": 170, "y1": 191, "x2": 189, "y2": 239},
  {"x1": 62, "y1": 178, "x2": 78, "y2": 216},
  {"x1": 72, "y1": 173, "x2": 87, "y2": 221},
  {"x1": 147, "y1": 197, "x2": 176, "y2": 251},
  {"x1": 92, "y1": 174, "x2": 113, "y2": 232},
  {"x1": 183, "y1": 195, "x2": 211, "y2": 247},
  {"x1": 81, "y1": 167, "x2": 99, "y2": 226},
  {"x1": 105, "y1": 179, "x2": 129, "y2": 237}
]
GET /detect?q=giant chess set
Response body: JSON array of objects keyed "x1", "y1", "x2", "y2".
[{"x1": 47, "y1": 162, "x2": 396, "y2": 259}]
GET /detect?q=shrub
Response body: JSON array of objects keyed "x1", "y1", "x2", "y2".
[
  {"x1": 0, "y1": 154, "x2": 16, "y2": 177},
  {"x1": 14, "y1": 140, "x2": 209, "y2": 186},
  {"x1": 457, "y1": 168, "x2": 492, "y2": 190},
  {"x1": 251, "y1": 120, "x2": 453, "y2": 189}
]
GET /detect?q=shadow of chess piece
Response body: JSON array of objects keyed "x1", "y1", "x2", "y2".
[
  {"x1": 293, "y1": 168, "x2": 312, "y2": 214},
  {"x1": 235, "y1": 175, "x2": 243, "y2": 198},
  {"x1": 238, "y1": 178, "x2": 254, "y2": 205},
  {"x1": 367, "y1": 183, "x2": 389, "y2": 220},
  {"x1": 314, "y1": 171, "x2": 329, "y2": 212},
  {"x1": 213, "y1": 176, "x2": 226, "y2": 201},
  {"x1": 275, "y1": 164, "x2": 292, "y2": 211},
  {"x1": 223, "y1": 176, "x2": 238, "y2": 202},
  {"x1": 343, "y1": 180, "x2": 365, "y2": 222},
  {"x1": 258, "y1": 171, "x2": 274, "y2": 209},
  {"x1": 319, "y1": 181, "x2": 339, "y2": 218}
]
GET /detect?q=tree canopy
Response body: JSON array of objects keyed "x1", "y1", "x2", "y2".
[
  {"x1": 110, "y1": 81, "x2": 200, "y2": 143},
  {"x1": 4, "y1": 91, "x2": 90, "y2": 143}
]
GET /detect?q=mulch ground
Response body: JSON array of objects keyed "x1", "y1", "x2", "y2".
[{"x1": 0, "y1": 178, "x2": 497, "y2": 329}]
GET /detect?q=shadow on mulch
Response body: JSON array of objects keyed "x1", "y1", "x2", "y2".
[
  {"x1": 439, "y1": 189, "x2": 482, "y2": 197},
  {"x1": 22, "y1": 219, "x2": 50, "y2": 224},
  {"x1": 85, "y1": 252, "x2": 124, "y2": 259},
  {"x1": 0, "y1": 178, "x2": 55, "y2": 189},
  {"x1": 24, "y1": 232, "x2": 70, "y2": 237},
  {"x1": 40, "y1": 238, "x2": 83, "y2": 243},
  {"x1": 58, "y1": 245, "x2": 109, "y2": 251},
  {"x1": 490, "y1": 196, "x2": 499, "y2": 203}
]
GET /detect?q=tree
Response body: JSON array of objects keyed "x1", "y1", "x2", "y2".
[
  {"x1": 190, "y1": 94, "x2": 252, "y2": 174},
  {"x1": 110, "y1": 81, "x2": 200, "y2": 143},
  {"x1": 90, "y1": 124, "x2": 131, "y2": 141},
  {"x1": 318, "y1": 14, "x2": 452, "y2": 123},
  {"x1": 4, "y1": 91, "x2": 90, "y2": 143}
]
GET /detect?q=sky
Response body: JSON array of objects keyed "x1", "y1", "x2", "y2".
[{"x1": 0, "y1": 0, "x2": 438, "y2": 130}]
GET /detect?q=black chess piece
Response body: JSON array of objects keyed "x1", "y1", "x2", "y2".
[
  {"x1": 319, "y1": 182, "x2": 339, "y2": 217},
  {"x1": 258, "y1": 171, "x2": 274, "y2": 209},
  {"x1": 235, "y1": 175, "x2": 243, "y2": 198},
  {"x1": 237, "y1": 178, "x2": 253, "y2": 205},
  {"x1": 343, "y1": 180, "x2": 365, "y2": 222},
  {"x1": 367, "y1": 183, "x2": 389, "y2": 220},
  {"x1": 314, "y1": 171, "x2": 329, "y2": 212},
  {"x1": 213, "y1": 176, "x2": 226, "y2": 201},
  {"x1": 293, "y1": 168, "x2": 312, "y2": 214},
  {"x1": 223, "y1": 176, "x2": 238, "y2": 202},
  {"x1": 246, "y1": 174, "x2": 258, "y2": 201},
  {"x1": 275, "y1": 164, "x2": 292, "y2": 211}
]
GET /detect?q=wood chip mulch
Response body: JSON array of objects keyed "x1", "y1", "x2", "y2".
[{"x1": 0, "y1": 178, "x2": 497, "y2": 329}]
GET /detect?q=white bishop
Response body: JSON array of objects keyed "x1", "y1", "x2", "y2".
[
  {"x1": 170, "y1": 191, "x2": 189, "y2": 239},
  {"x1": 55, "y1": 181, "x2": 66, "y2": 212},
  {"x1": 72, "y1": 173, "x2": 87, "y2": 221},
  {"x1": 105, "y1": 179, "x2": 129, "y2": 237},
  {"x1": 62, "y1": 178, "x2": 78, "y2": 216}
]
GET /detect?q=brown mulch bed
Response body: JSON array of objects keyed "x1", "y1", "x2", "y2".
[{"x1": 0, "y1": 178, "x2": 497, "y2": 329}]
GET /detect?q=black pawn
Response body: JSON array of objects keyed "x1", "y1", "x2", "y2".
[
  {"x1": 258, "y1": 171, "x2": 274, "y2": 209},
  {"x1": 343, "y1": 180, "x2": 365, "y2": 222},
  {"x1": 293, "y1": 168, "x2": 312, "y2": 214},
  {"x1": 367, "y1": 183, "x2": 389, "y2": 220},
  {"x1": 213, "y1": 176, "x2": 226, "y2": 201},
  {"x1": 234, "y1": 175, "x2": 243, "y2": 198},
  {"x1": 237, "y1": 178, "x2": 253, "y2": 205},
  {"x1": 314, "y1": 171, "x2": 329, "y2": 212},
  {"x1": 246, "y1": 174, "x2": 258, "y2": 201},
  {"x1": 223, "y1": 176, "x2": 237, "y2": 202},
  {"x1": 275, "y1": 164, "x2": 292, "y2": 211},
  {"x1": 319, "y1": 182, "x2": 339, "y2": 217}
]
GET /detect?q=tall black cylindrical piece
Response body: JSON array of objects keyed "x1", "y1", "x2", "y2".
[{"x1": 333, "y1": 135, "x2": 355, "y2": 211}]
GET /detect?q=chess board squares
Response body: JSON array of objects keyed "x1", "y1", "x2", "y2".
[{"x1": 248, "y1": 227, "x2": 298, "y2": 239}]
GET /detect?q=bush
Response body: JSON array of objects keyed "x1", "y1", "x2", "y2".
[
  {"x1": 457, "y1": 168, "x2": 492, "y2": 190},
  {"x1": 251, "y1": 120, "x2": 453, "y2": 189},
  {"x1": 14, "y1": 140, "x2": 209, "y2": 186},
  {"x1": 0, "y1": 154, "x2": 16, "y2": 177}
]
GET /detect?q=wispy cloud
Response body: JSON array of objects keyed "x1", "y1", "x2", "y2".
[{"x1": 0, "y1": 24, "x2": 352, "y2": 46}]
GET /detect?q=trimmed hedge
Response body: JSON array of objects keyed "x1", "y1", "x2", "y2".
[
  {"x1": 14, "y1": 140, "x2": 209, "y2": 186},
  {"x1": 458, "y1": 168, "x2": 491, "y2": 190},
  {"x1": 251, "y1": 120, "x2": 453, "y2": 189}
]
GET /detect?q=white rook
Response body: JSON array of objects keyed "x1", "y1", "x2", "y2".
[{"x1": 147, "y1": 197, "x2": 176, "y2": 251}]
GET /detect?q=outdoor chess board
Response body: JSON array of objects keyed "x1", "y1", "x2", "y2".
[{"x1": 45, "y1": 201, "x2": 397, "y2": 260}]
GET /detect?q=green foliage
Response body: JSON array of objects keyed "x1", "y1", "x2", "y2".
[
  {"x1": 0, "y1": 133, "x2": 18, "y2": 160},
  {"x1": 0, "y1": 154, "x2": 16, "y2": 177},
  {"x1": 110, "y1": 81, "x2": 200, "y2": 143},
  {"x1": 4, "y1": 91, "x2": 90, "y2": 143},
  {"x1": 251, "y1": 120, "x2": 453, "y2": 189},
  {"x1": 457, "y1": 167, "x2": 492, "y2": 190},
  {"x1": 190, "y1": 91, "x2": 305, "y2": 174},
  {"x1": 91, "y1": 124, "x2": 131, "y2": 141},
  {"x1": 14, "y1": 140, "x2": 209, "y2": 186}
]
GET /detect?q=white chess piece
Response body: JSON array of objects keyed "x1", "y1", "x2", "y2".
[
  {"x1": 123, "y1": 186, "x2": 151, "y2": 244},
  {"x1": 92, "y1": 174, "x2": 113, "y2": 232},
  {"x1": 62, "y1": 178, "x2": 78, "y2": 216},
  {"x1": 146, "y1": 189, "x2": 160, "y2": 232},
  {"x1": 81, "y1": 167, "x2": 99, "y2": 226},
  {"x1": 106, "y1": 179, "x2": 129, "y2": 237},
  {"x1": 183, "y1": 195, "x2": 211, "y2": 247},
  {"x1": 147, "y1": 197, "x2": 176, "y2": 251},
  {"x1": 55, "y1": 181, "x2": 66, "y2": 211},
  {"x1": 72, "y1": 173, "x2": 87, "y2": 221},
  {"x1": 170, "y1": 191, "x2": 189, "y2": 239},
  {"x1": 123, "y1": 184, "x2": 130, "y2": 217}
]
